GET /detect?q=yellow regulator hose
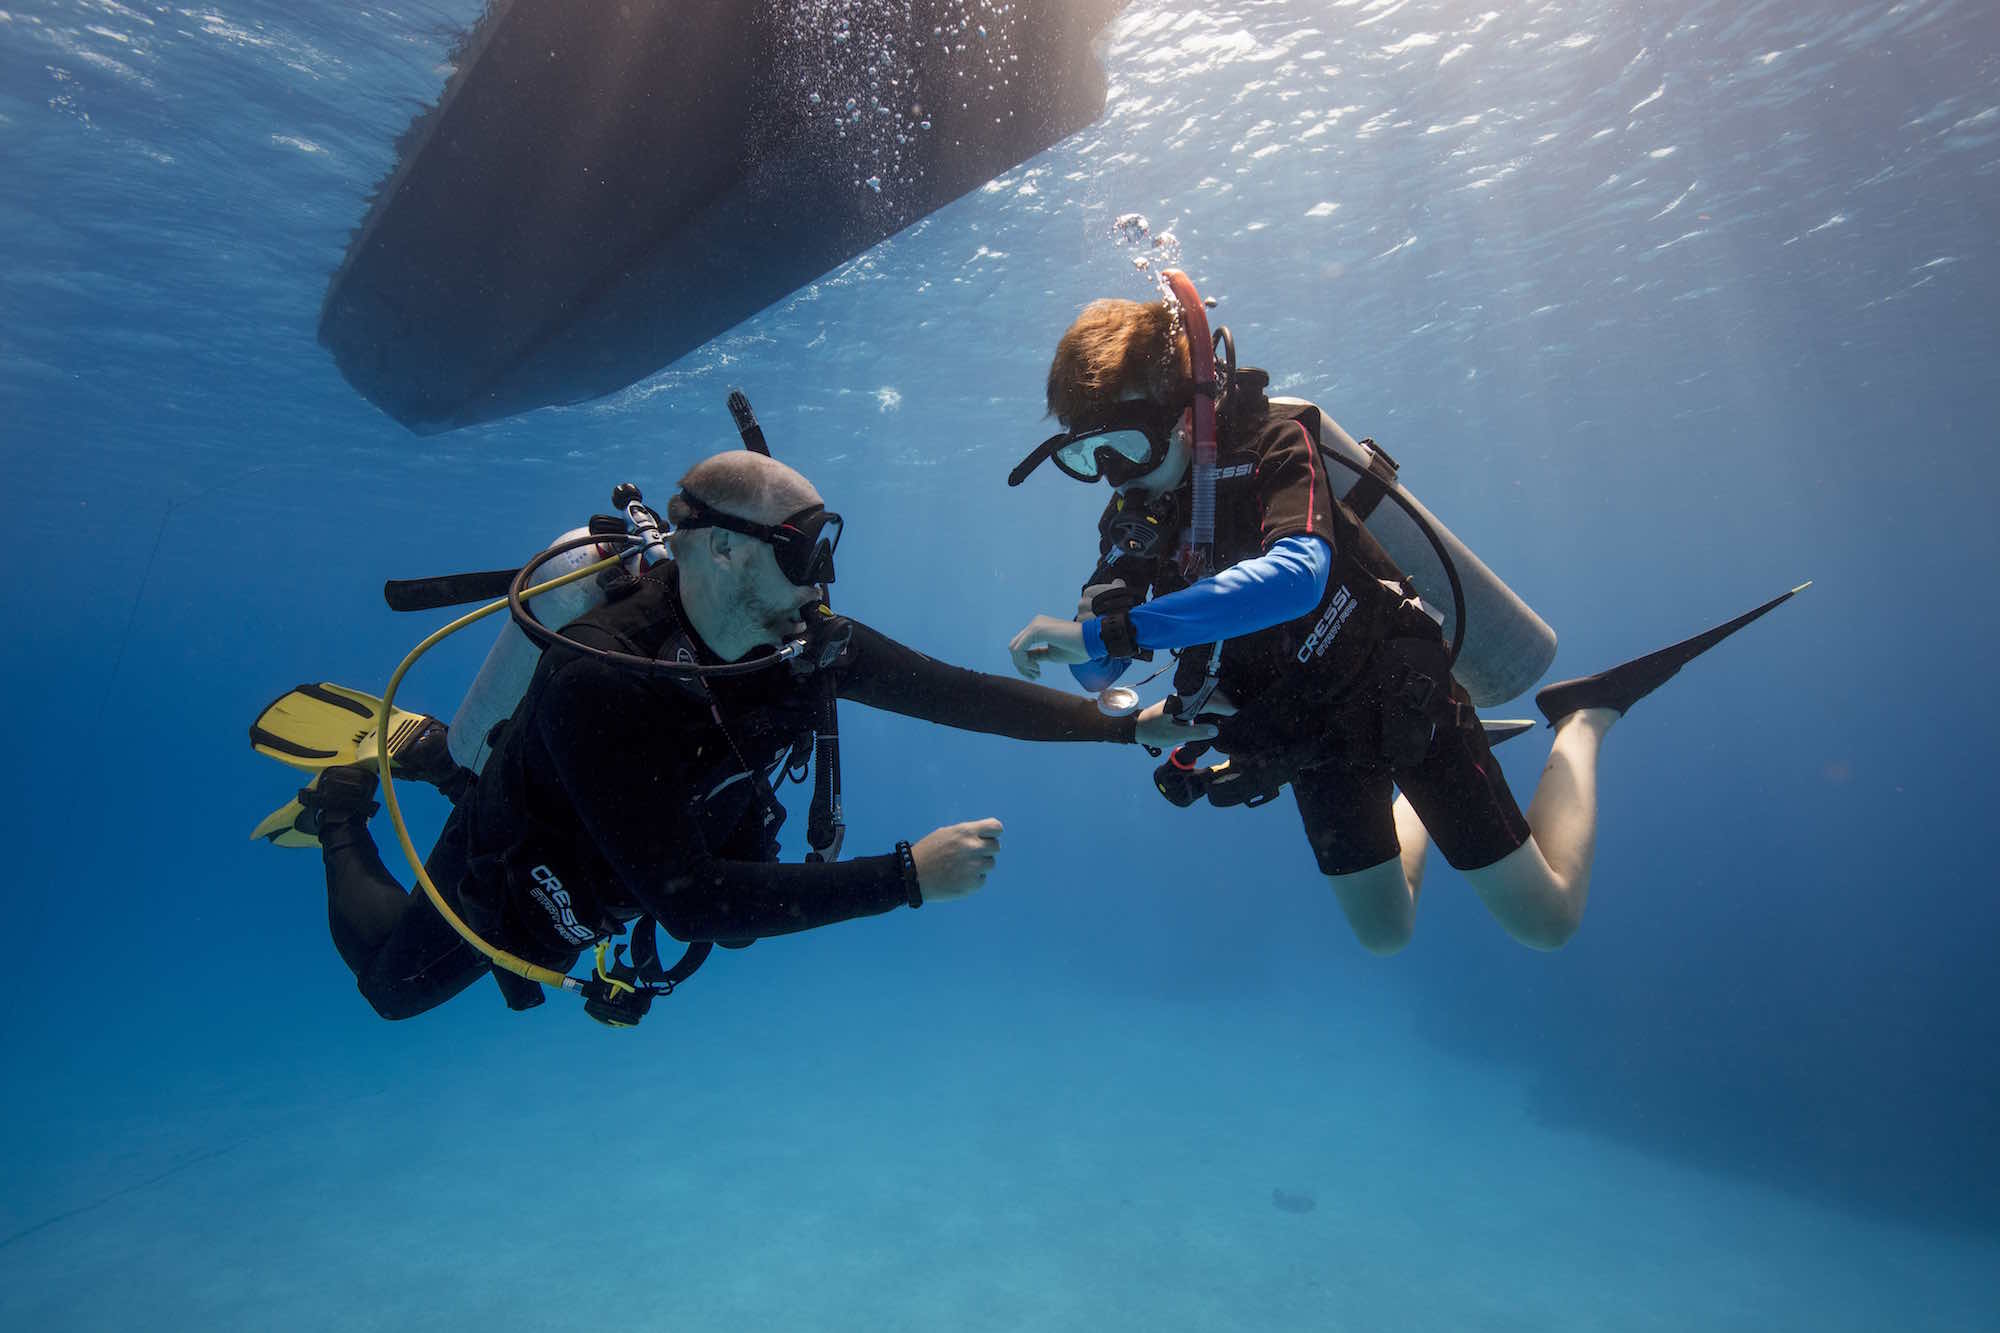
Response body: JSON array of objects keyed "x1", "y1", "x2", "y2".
[{"x1": 375, "y1": 553, "x2": 624, "y2": 995}]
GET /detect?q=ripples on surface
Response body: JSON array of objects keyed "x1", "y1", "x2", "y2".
[{"x1": 4, "y1": 1, "x2": 1993, "y2": 487}]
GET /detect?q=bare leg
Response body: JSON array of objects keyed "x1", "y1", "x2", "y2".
[
  {"x1": 1325, "y1": 588, "x2": 1798, "y2": 954},
  {"x1": 1462, "y1": 586, "x2": 1807, "y2": 947},
  {"x1": 1324, "y1": 795, "x2": 1431, "y2": 955},
  {"x1": 1326, "y1": 708, "x2": 1616, "y2": 953},
  {"x1": 1463, "y1": 706, "x2": 1616, "y2": 950}
]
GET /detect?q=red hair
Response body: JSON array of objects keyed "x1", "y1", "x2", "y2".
[{"x1": 1045, "y1": 298, "x2": 1192, "y2": 427}]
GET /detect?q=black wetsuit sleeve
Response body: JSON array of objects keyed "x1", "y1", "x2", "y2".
[
  {"x1": 834, "y1": 620, "x2": 1137, "y2": 742},
  {"x1": 1250, "y1": 415, "x2": 1341, "y2": 554},
  {"x1": 535, "y1": 650, "x2": 909, "y2": 944}
]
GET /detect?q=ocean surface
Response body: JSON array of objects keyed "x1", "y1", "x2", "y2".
[{"x1": 4, "y1": 1, "x2": 1998, "y2": 1328}]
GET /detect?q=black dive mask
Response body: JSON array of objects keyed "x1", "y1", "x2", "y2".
[
  {"x1": 1008, "y1": 397, "x2": 1189, "y2": 487},
  {"x1": 677, "y1": 490, "x2": 842, "y2": 587}
]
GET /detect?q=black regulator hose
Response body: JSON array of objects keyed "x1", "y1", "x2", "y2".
[
  {"x1": 1312, "y1": 447, "x2": 1469, "y2": 670},
  {"x1": 505, "y1": 533, "x2": 805, "y2": 681},
  {"x1": 1215, "y1": 326, "x2": 1468, "y2": 668}
]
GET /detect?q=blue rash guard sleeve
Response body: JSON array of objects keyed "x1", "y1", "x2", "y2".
[
  {"x1": 1076, "y1": 533, "x2": 1332, "y2": 665},
  {"x1": 1068, "y1": 656, "x2": 1131, "y2": 691}
]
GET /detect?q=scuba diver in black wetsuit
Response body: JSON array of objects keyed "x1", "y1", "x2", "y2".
[
  {"x1": 1005, "y1": 273, "x2": 1804, "y2": 955},
  {"x1": 254, "y1": 447, "x2": 1202, "y2": 1024}
]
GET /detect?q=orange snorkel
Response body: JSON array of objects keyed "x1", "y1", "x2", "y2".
[{"x1": 1161, "y1": 268, "x2": 1218, "y2": 575}]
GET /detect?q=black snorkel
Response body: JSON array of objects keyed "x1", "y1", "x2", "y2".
[
  {"x1": 500, "y1": 517, "x2": 833, "y2": 681},
  {"x1": 498, "y1": 388, "x2": 847, "y2": 692},
  {"x1": 367, "y1": 391, "x2": 856, "y2": 1027},
  {"x1": 395, "y1": 398, "x2": 852, "y2": 856},
  {"x1": 731, "y1": 390, "x2": 846, "y2": 861},
  {"x1": 508, "y1": 392, "x2": 853, "y2": 1011}
]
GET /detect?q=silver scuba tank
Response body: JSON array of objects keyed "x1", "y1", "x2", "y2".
[
  {"x1": 446, "y1": 526, "x2": 625, "y2": 773},
  {"x1": 1270, "y1": 396, "x2": 1557, "y2": 707}
]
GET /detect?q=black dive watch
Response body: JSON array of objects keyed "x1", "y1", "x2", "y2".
[
  {"x1": 895, "y1": 840, "x2": 921, "y2": 908},
  {"x1": 1096, "y1": 609, "x2": 1141, "y2": 660}
]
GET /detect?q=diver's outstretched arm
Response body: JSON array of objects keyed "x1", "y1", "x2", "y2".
[{"x1": 836, "y1": 619, "x2": 1135, "y2": 742}]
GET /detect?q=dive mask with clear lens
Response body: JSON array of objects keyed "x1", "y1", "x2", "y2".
[
  {"x1": 1052, "y1": 427, "x2": 1162, "y2": 485},
  {"x1": 1007, "y1": 397, "x2": 1188, "y2": 487}
]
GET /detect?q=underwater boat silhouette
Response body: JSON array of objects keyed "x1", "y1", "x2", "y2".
[{"x1": 319, "y1": 0, "x2": 1128, "y2": 434}]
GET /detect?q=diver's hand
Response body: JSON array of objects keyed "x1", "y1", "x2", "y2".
[
  {"x1": 1135, "y1": 699, "x2": 1217, "y2": 749},
  {"x1": 911, "y1": 818, "x2": 1003, "y2": 902},
  {"x1": 1009, "y1": 615, "x2": 1089, "y2": 679}
]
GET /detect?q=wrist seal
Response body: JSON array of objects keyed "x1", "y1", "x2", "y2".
[
  {"x1": 1097, "y1": 608, "x2": 1141, "y2": 660},
  {"x1": 895, "y1": 840, "x2": 921, "y2": 908}
]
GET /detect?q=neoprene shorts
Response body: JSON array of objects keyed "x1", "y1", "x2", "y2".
[{"x1": 1291, "y1": 682, "x2": 1531, "y2": 876}]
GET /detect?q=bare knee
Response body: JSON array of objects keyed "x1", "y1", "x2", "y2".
[
  {"x1": 1352, "y1": 914, "x2": 1415, "y2": 956},
  {"x1": 1324, "y1": 863, "x2": 1417, "y2": 956},
  {"x1": 1464, "y1": 841, "x2": 1585, "y2": 952},
  {"x1": 1503, "y1": 898, "x2": 1582, "y2": 951}
]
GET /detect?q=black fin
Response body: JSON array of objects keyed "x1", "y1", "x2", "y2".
[{"x1": 1537, "y1": 583, "x2": 1809, "y2": 725}]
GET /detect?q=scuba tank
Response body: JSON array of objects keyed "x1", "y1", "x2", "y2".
[
  {"x1": 370, "y1": 391, "x2": 851, "y2": 1027},
  {"x1": 446, "y1": 525, "x2": 629, "y2": 773},
  {"x1": 1162, "y1": 270, "x2": 1553, "y2": 708},
  {"x1": 1270, "y1": 397, "x2": 1557, "y2": 708}
]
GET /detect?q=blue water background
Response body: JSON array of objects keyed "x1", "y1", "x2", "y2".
[{"x1": 3, "y1": 0, "x2": 1997, "y2": 1327}]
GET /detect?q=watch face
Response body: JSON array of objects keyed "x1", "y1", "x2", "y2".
[{"x1": 1097, "y1": 686, "x2": 1141, "y2": 717}]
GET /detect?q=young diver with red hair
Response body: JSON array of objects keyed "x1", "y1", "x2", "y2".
[{"x1": 1006, "y1": 274, "x2": 1801, "y2": 953}]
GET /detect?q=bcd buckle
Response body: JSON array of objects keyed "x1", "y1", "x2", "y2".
[{"x1": 1378, "y1": 637, "x2": 1451, "y2": 768}]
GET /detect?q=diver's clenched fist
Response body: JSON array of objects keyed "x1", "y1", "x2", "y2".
[{"x1": 911, "y1": 818, "x2": 1004, "y2": 901}]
